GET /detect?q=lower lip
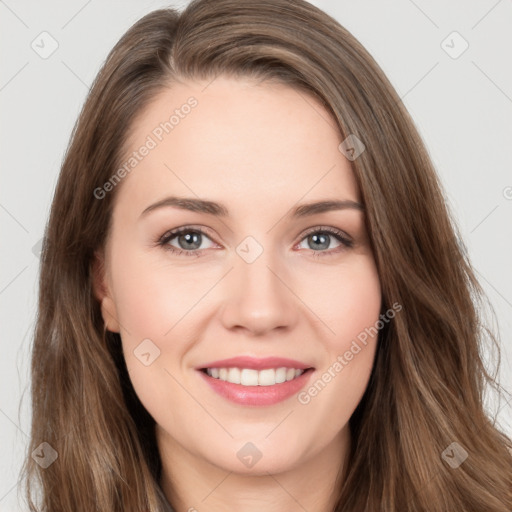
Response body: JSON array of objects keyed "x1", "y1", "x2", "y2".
[{"x1": 197, "y1": 369, "x2": 314, "y2": 406}]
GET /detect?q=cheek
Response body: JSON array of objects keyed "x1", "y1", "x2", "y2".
[
  {"x1": 298, "y1": 255, "x2": 381, "y2": 417},
  {"x1": 334, "y1": 257, "x2": 381, "y2": 378},
  {"x1": 302, "y1": 253, "x2": 382, "y2": 349},
  {"x1": 110, "y1": 255, "x2": 185, "y2": 421},
  {"x1": 110, "y1": 253, "x2": 192, "y2": 340}
]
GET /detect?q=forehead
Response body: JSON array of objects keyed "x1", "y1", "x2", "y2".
[{"x1": 113, "y1": 75, "x2": 360, "y2": 217}]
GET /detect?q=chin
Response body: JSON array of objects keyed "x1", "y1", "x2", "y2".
[{"x1": 205, "y1": 439, "x2": 303, "y2": 476}]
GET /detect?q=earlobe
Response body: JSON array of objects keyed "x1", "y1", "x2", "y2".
[{"x1": 91, "y1": 249, "x2": 120, "y2": 333}]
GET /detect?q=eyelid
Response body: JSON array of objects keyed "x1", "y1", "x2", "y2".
[
  {"x1": 299, "y1": 225, "x2": 352, "y2": 242},
  {"x1": 159, "y1": 224, "x2": 217, "y2": 243}
]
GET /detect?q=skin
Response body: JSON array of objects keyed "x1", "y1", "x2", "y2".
[{"x1": 93, "y1": 75, "x2": 382, "y2": 512}]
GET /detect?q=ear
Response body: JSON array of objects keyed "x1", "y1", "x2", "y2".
[{"x1": 91, "y1": 249, "x2": 120, "y2": 333}]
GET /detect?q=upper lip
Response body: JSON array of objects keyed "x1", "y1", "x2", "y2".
[{"x1": 197, "y1": 356, "x2": 314, "y2": 371}]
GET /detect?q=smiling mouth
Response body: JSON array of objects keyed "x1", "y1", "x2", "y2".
[{"x1": 200, "y1": 367, "x2": 314, "y2": 386}]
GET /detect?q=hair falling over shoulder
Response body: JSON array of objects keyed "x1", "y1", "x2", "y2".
[{"x1": 22, "y1": 0, "x2": 512, "y2": 510}]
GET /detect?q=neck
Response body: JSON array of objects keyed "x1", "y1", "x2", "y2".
[{"x1": 157, "y1": 426, "x2": 350, "y2": 512}]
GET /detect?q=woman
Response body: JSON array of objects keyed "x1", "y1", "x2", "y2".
[{"x1": 23, "y1": 0, "x2": 512, "y2": 510}]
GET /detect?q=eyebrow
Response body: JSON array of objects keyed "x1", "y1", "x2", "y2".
[{"x1": 139, "y1": 196, "x2": 364, "y2": 219}]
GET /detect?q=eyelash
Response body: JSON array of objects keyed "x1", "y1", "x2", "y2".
[{"x1": 156, "y1": 225, "x2": 354, "y2": 258}]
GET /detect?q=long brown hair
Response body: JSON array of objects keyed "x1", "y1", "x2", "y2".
[{"x1": 22, "y1": 0, "x2": 512, "y2": 510}]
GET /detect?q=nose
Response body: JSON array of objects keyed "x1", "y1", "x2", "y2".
[{"x1": 219, "y1": 247, "x2": 298, "y2": 337}]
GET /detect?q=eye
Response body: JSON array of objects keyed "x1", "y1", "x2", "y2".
[
  {"x1": 156, "y1": 225, "x2": 353, "y2": 258},
  {"x1": 157, "y1": 226, "x2": 217, "y2": 257},
  {"x1": 296, "y1": 226, "x2": 353, "y2": 257}
]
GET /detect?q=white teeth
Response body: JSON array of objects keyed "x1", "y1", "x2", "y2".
[
  {"x1": 205, "y1": 366, "x2": 306, "y2": 386},
  {"x1": 228, "y1": 367, "x2": 241, "y2": 384},
  {"x1": 275, "y1": 367, "x2": 287, "y2": 384},
  {"x1": 258, "y1": 368, "x2": 276, "y2": 386},
  {"x1": 240, "y1": 369, "x2": 259, "y2": 386}
]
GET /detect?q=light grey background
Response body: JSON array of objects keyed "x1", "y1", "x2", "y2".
[{"x1": 1, "y1": 0, "x2": 511, "y2": 510}]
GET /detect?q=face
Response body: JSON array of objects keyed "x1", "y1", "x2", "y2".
[{"x1": 94, "y1": 75, "x2": 381, "y2": 477}]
